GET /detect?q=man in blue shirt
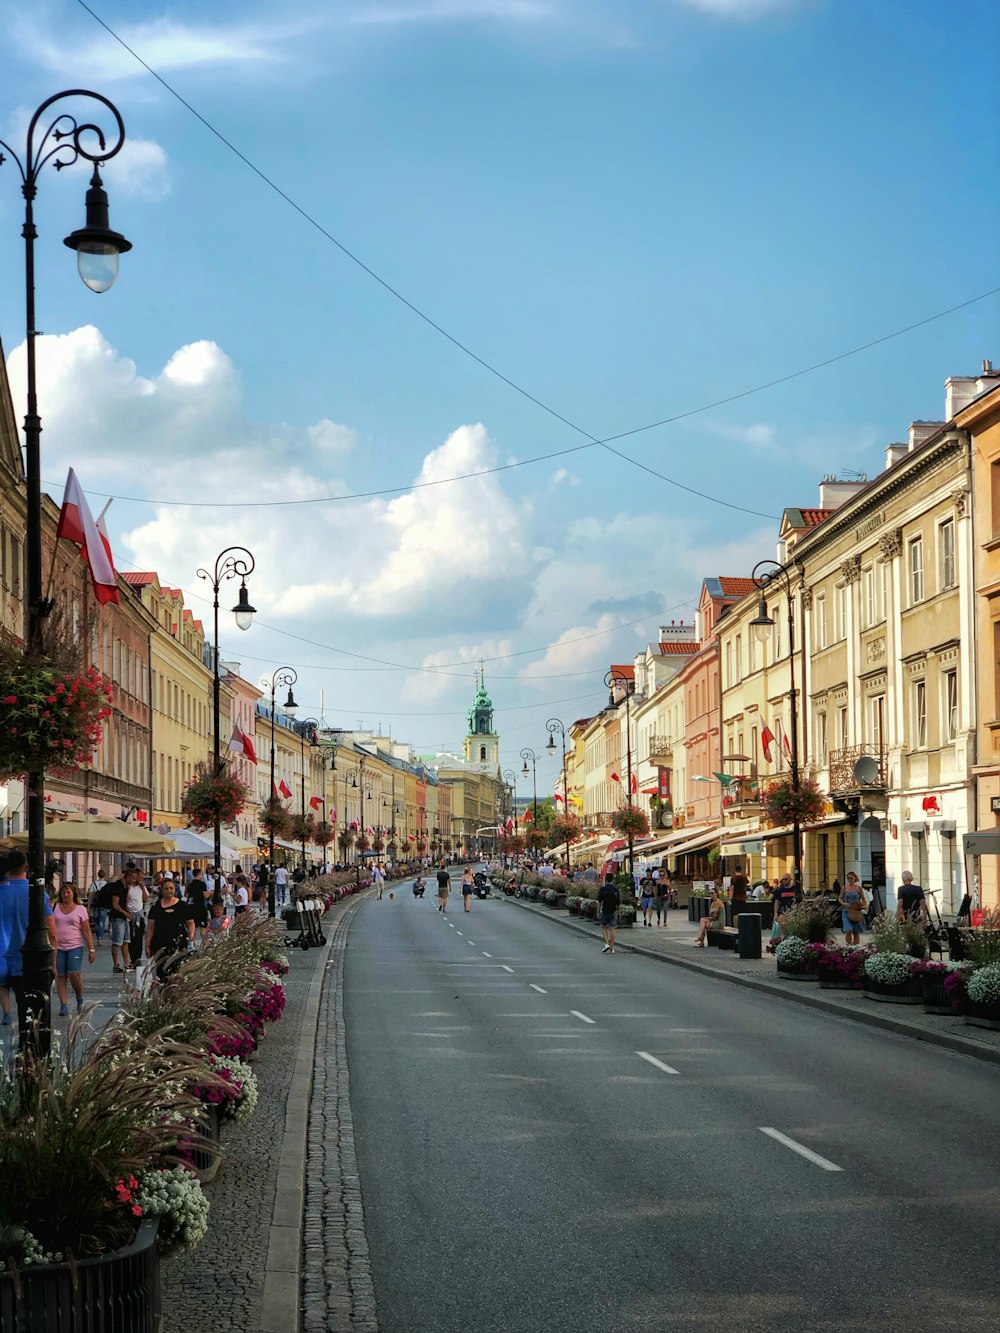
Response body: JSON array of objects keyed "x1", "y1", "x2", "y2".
[{"x1": 0, "y1": 850, "x2": 56, "y2": 1027}]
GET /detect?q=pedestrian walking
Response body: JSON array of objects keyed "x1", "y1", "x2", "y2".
[
  {"x1": 373, "y1": 863, "x2": 386, "y2": 900},
  {"x1": 436, "y1": 867, "x2": 450, "y2": 912},
  {"x1": 461, "y1": 866, "x2": 474, "y2": 913},
  {"x1": 598, "y1": 874, "x2": 620, "y2": 954},
  {"x1": 639, "y1": 872, "x2": 656, "y2": 927},
  {"x1": 839, "y1": 871, "x2": 868, "y2": 945},
  {"x1": 145, "y1": 878, "x2": 195, "y2": 980},
  {"x1": 125, "y1": 868, "x2": 149, "y2": 966},
  {"x1": 107, "y1": 871, "x2": 133, "y2": 973},
  {"x1": 186, "y1": 873, "x2": 210, "y2": 945},
  {"x1": 654, "y1": 873, "x2": 670, "y2": 926},
  {"x1": 274, "y1": 864, "x2": 289, "y2": 907},
  {"x1": 52, "y1": 882, "x2": 96, "y2": 1016},
  {"x1": 896, "y1": 870, "x2": 927, "y2": 922},
  {"x1": 0, "y1": 851, "x2": 57, "y2": 1027},
  {"x1": 88, "y1": 866, "x2": 109, "y2": 945},
  {"x1": 771, "y1": 873, "x2": 797, "y2": 918},
  {"x1": 232, "y1": 879, "x2": 250, "y2": 915}
]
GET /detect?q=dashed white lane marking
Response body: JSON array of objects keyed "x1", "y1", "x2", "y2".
[
  {"x1": 530, "y1": 984, "x2": 548, "y2": 994},
  {"x1": 636, "y1": 1050, "x2": 679, "y2": 1076},
  {"x1": 759, "y1": 1127, "x2": 843, "y2": 1172},
  {"x1": 570, "y1": 1010, "x2": 596, "y2": 1025},
  {"x1": 501, "y1": 965, "x2": 515, "y2": 973},
  {"x1": 456, "y1": 931, "x2": 463, "y2": 936},
  {"x1": 482, "y1": 952, "x2": 492, "y2": 958},
  {"x1": 467, "y1": 940, "x2": 476, "y2": 945}
]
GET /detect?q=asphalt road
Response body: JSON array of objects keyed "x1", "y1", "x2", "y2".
[{"x1": 344, "y1": 873, "x2": 1000, "y2": 1332}]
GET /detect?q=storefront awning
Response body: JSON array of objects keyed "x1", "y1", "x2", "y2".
[
  {"x1": 665, "y1": 825, "x2": 724, "y2": 859},
  {"x1": 721, "y1": 813, "x2": 851, "y2": 852}
]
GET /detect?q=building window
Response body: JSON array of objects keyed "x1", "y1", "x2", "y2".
[
  {"x1": 834, "y1": 584, "x2": 846, "y2": 641},
  {"x1": 735, "y1": 635, "x2": 742, "y2": 682},
  {"x1": 725, "y1": 642, "x2": 732, "y2": 688},
  {"x1": 913, "y1": 680, "x2": 927, "y2": 749},
  {"x1": 939, "y1": 518, "x2": 956, "y2": 590},
  {"x1": 772, "y1": 607, "x2": 781, "y2": 661},
  {"x1": 869, "y1": 694, "x2": 885, "y2": 753},
  {"x1": 909, "y1": 537, "x2": 924, "y2": 604},
  {"x1": 748, "y1": 629, "x2": 756, "y2": 671},
  {"x1": 816, "y1": 712, "x2": 828, "y2": 766},
  {"x1": 944, "y1": 670, "x2": 958, "y2": 741},
  {"x1": 814, "y1": 595, "x2": 827, "y2": 650},
  {"x1": 862, "y1": 565, "x2": 884, "y2": 627},
  {"x1": 992, "y1": 460, "x2": 1000, "y2": 538},
  {"x1": 838, "y1": 705, "x2": 849, "y2": 749}
]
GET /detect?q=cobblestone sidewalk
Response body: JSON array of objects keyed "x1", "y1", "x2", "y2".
[{"x1": 302, "y1": 897, "x2": 379, "y2": 1333}]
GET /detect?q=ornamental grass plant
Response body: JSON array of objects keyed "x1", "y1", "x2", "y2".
[
  {"x1": 0, "y1": 1024, "x2": 212, "y2": 1266},
  {"x1": 870, "y1": 911, "x2": 927, "y2": 959},
  {"x1": 775, "y1": 897, "x2": 834, "y2": 944}
]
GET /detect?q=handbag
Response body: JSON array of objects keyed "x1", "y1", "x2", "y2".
[{"x1": 846, "y1": 901, "x2": 864, "y2": 923}]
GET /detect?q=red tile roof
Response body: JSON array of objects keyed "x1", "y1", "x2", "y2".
[
  {"x1": 718, "y1": 577, "x2": 757, "y2": 596},
  {"x1": 799, "y1": 508, "x2": 833, "y2": 527},
  {"x1": 121, "y1": 571, "x2": 157, "y2": 586},
  {"x1": 610, "y1": 664, "x2": 635, "y2": 679},
  {"x1": 658, "y1": 641, "x2": 698, "y2": 654}
]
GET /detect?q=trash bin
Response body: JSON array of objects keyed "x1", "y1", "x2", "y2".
[{"x1": 736, "y1": 911, "x2": 762, "y2": 959}]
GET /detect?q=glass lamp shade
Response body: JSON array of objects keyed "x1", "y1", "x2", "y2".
[
  {"x1": 233, "y1": 581, "x2": 256, "y2": 631},
  {"x1": 750, "y1": 594, "x2": 774, "y2": 644},
  {"x1": 63, "y1": 169, "x2": 131, "y2": 294},
  {"x1": 283, "y1": 689, "x2": 298, "y2": 716},
  {"x1": 522, "y1": 762, "x2": 529, "y2": 777},
  {"x1": 546, "y1": 734, "x2": 556, "y2": 752},
  {"x1": 74, "y1": 243, "x2": 121, "y2": 294}
]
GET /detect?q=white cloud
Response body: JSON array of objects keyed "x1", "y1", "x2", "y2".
[
  {"x1": 706, "y1": 421, "x2": 780, "y2": 451},
  {"x1": 671, "y1": 0, "x2": 794, "y2": 17},
  {"x1": 350, "y1": 0, "x2": 554, "y2": 26},
  {"x1": 112, "y1": 138, "x2": 172, "y2": 202},
  {"x1": 550, "y1": 467, "x2": 580, "y2": 487}
]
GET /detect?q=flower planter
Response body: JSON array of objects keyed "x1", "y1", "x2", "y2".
[
  {"x1": 776, "y1": 962, "x2": 819, "y2": 982},
  {"x1": 616, "y1": 916, "x2": 634, "y2": 929},
  {"x1": 190, "y1": 1104, "x2": 222, "y2": 1182},
  {"x1": 817, "y1": 964, "x2": 864, "y2": 990},
  {"x1": 0, "y1": 1219, "x2": 160, "y2": 1333},
  {"x1": 965, "y1": 1000, "x2": 1000, "y2": 1030},
  {"x1": 863, "y1": 977, "x2": 923, "y2": 1004},
  {"x1": 548, "y1": 895, "x2": 568, "y2": 910},
  {"x1": 921, "y1": 975, "x2": 958, "y2": 1015}
]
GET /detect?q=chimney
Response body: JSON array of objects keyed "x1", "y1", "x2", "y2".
[
  {"x1": 659, "y1": 621, "x2": 696, "y2": 643},
  {"x1": 908, "y1": 420, "x2": 943, "y2": 451},
  {"x1": 817, "y1": 478, "x2": 868, "y2": 508},
  {"x1": 884, "y1": 442, "x2": 908, "y2": 470}
]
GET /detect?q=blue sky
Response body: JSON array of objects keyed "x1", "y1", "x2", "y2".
[{"x1": 1, "y1": 0, "x2": 998, "y2": 782}]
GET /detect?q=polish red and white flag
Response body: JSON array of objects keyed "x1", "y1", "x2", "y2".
[
  {"x1": 228, "y1": 724, "x2": 257, "y2": 764},
  {"x1": 309, "y1": 795, "x2": 323, "y2": 811},
  {"x1": 760, "y1": 725, "x2": 776, "y2": 763},
  {"x1": 278, "y1": 779, "x2": 292, "y2": 798},
  {"x1": 56, "y1": 469, "x2": 119, "y2": 605}
]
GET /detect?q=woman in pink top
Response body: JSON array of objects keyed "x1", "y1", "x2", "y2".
[{"x1": 52, "y1": 882, "x2": 95, "y2": 1016}]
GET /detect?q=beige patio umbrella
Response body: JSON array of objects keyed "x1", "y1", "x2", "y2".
[{"x1": 2, "y1": 816, "x2": 176, "y2": 856}]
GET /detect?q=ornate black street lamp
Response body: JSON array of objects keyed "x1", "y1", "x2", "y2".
[
  {"x1": 261, "y1": 667, "x2": 297, "y2": 917},
  {"x1": 605, "y1": 668, "x2": 636, "y2": 880},
  {"x1": 1, "y1": 90, "x2": 132, "y2": 1052},
  {"x1": 294, "y1": 718, "x2": 319, "y2": 872},
  {"x1": 502, "y1": 768, "x2": 518, "y2": 835},
  {"x1": 546, "y1": 719, "x2": 571, "y2": 870},
  {"x1": 520, "y1": 747, "x2": 539, "y2": 846},
  {"x1": 749, "y1": 560, "x2": 803, "y2": 888},
  {"x1": 197, "y1": 548, "x2": 255, "y2": 879}
]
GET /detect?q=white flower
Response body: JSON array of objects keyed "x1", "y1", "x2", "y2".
[
  {"x1": 776, "y1": 936, "x2": 807, "y2": 966},
  {"x1": 968, "y1": 963, "x2": 1000, "y2": 1007},
  {"x1": 134, "y1": 1167, "x2": 210, "y2": 1255},
  {"x1": 862, "y1": 951, "x2": 913, "y2": 986}
]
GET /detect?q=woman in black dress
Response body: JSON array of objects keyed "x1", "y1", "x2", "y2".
[
  {"x1": 185, "y1": 875, "x2": 210, "y2": 945},
  {"x1": 145, "y1": 878, "x2": 195, "y2": 978}
]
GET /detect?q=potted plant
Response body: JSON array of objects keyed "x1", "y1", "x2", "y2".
[
  {"x1": 260, "y1": 794, "x2": 292, "y2": 841},
  {"x1": 908, "y1": 959, "x2": 973, "y2": 1014},
  {"x1": 862, "y1": 951, "x2": 923, "y2": 1003},
  {"x1": 0, "y1": 619, "x2": 114, "y2": 780},
  {"x1": 775, "y1": 935, "x2": 818, "y2": 980},
  {"x1": 182, "y1": 758, "x2": 251, "y2": 831},
  {"x1": 807, "y1": 941, "x2": 871, "y2": 990},
  {"x1": 611, "y1": 806, "x2": 649, "y2": 840},
  {"x1": 763, "y1": 776, "x2": 827, "y2": 828},
  {"x1": 965, "y1": 963, "x2": 1000, "y2": 1029}
]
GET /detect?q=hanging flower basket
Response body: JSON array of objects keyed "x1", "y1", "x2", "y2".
[
  {"x1": 763, "y1": 776, "x2": 827, "y2": 827},
  {"x1": 337, "y1": 828, "x2": 355, "y2": 854},
  {"x1": 288, "y1": 812, "x2": 316, "y2": 844},
  {"x1": 259, "y1": 795, "x2": 291, "y2": 839},
  {"x1": 181, "y1": 760, "x2": 250, "y2": 831},
  {"x1": 312, "y1": 820, "x2": 334, "y2": 851},
  {"x1": 526, "y1": 829, "x2": 548, "y2": 853},
  {"x1": 611, "y1": 806, "x2": 649, "y2": 839},
  {"x1": 549, "y1": 813, "x2": 582, "y2": 847},
  {"x1": 0, "y1": 629, "x2": 113, "y2": 780}
]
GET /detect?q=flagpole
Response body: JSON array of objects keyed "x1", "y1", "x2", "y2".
[{"x1": 261, "y1": 668, "x2": 297, "y2": 917}]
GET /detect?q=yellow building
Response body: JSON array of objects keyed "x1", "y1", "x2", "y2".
[{"x1": 963, "y1": 370, "x2": 1000, "y2": 906}]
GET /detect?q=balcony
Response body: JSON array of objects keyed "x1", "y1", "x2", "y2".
[
  {"x1": 721, "y1": 776, "x2": 762, "y2": 816},
  {"x1": 646, "y1": 734, "x2": 673, "y2": 764},
  {"x1": 828, "y1": 744, "x2": 886, "y2": 794}
]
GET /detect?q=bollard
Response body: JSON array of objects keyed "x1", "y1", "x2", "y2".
[{"x1": 736, "y1": 911, "x2": 763, "y2": 959}]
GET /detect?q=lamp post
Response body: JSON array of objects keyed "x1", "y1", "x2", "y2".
[
  {"x1": 294, "y1": 717, "x2": 319, "y2": 872},
  {"x1": 520, "y1": 748, "x2": 539, "y2": 857},
  {"x1": 605, "y1": 668, "x2": 636, "y2": 881},
  {"x1": 546, "y1": 719, "x2": 571, "y2": 871},
  {"x1": 749, "y1": 560, "x2": 803, "y2": 888},
  {"x1": 503, "y1": 767, "x2": 518, "y2": 833},
  {"x1": 197, "y1": 547, "x2": 256, "y2": 880},
  {"x1": 261, "y1": 667, "x2": 297, "y2": 917},
  {"x1": 1, "y1": 90, "x2": 133, "y2": 1053}
]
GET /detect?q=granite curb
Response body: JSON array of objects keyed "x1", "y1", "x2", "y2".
[
  {"x1": 258, "y1": 908, "x2": 338, "y2": 1333},
  {"x1": 501, "y1": 894, "x2": 1000, "y2": 1069}
]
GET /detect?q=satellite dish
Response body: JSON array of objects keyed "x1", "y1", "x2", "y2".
[{"x1": 854, "y1": 755, "x2": 880, "y2": 786}]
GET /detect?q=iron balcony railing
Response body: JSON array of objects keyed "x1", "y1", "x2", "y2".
[{"x1": 828, "y1": 744, "x2": 886, "y2": 793}]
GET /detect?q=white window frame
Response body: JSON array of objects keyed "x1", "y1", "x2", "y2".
[
  {"x1": 870, "y1": 694, "x2": 885, "y2": 754},
  {"x1": 944, "y1": 669, "x2": 958, "y2": 741},
  {"x1": 909, "y1": 537, "x2": 924, "y2": 605},
  {"x1": 835, "y1": 584, "x2": 847, "y2": 641},
  {"x1": 838, "y1": 705, "x2": 849, "y2": 749},
  {"x1": 939, "y1": 518, "x2": 956, "y2": 590},
  {"x1": 815, "y1": 595, "x2": 827, "y2": 650},
  {"x1": 913, "y1": 679, "x2": 927, "y2": 749},
  {"x1": 816, "y1": 711, "x2": 828, "y2": 766}
]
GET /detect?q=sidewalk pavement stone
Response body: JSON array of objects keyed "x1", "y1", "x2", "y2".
[{"x1": 504, "y1": 896, "x2": 1000, "y2": 1064}]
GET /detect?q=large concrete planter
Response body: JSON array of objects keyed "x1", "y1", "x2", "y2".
[
  {"x1": 776, "y1": 962, "x2": 819, "y2": 982},
  {"x1": 965, "y1": 1000, "x2": 1000, "y2": 1030},
  {"x1": 0, "y1": 1219, "x2": 160, "y2": 1333},
  {"x1": 817, "y1": 965, "x2": 864, "y2": 991},
  {"x1": 863, "y1": 977, "x2": 923, "y2": 1004}
]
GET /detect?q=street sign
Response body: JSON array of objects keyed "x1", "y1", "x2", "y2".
[{"x1": 964, "y1": 830, "x2": 1000, "y2": 856}]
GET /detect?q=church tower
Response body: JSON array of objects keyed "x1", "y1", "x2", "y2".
[{"x1": 463, "y1": 667, "x2": 499, "y2": 773}]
